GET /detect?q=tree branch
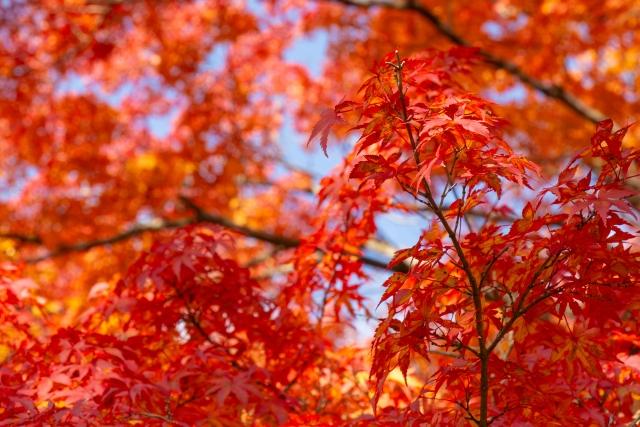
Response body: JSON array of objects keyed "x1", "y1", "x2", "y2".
[
  {"x1": 486, "y1": 250, "x2": 566, "y2": 353},
  {"x1": 390, "y1": 52, "x2": 489, "y2": 426},
  {"x1": 7, "y1": 199, "x2": 408, "y2": 273},
  {"x1": 133, "y1": 412, "x2": 177, "y2": 424},
  {"x1": 23, "y1": 217, "x2": 192, "y2": 263},
  {"x1": 174, "y1": 286, "x2": 298, "y2": 412},
  {"x1": 328, "y1": 0, "x2": 607, "y2": 124},
  {"x1": 0, "y1": 232, "x2": 43, "y2": 244},
  {"x1": 181, "y1": 197, "x2": 405, "y2": 272}
]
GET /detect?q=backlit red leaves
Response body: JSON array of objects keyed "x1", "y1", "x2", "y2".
[
  {"x1": 308, "y1": 100, "x2": 362, "y2": 156},
  {"x1": 0, "y1": 228, "x2": 336, "y2": 425},
  {"x1": 0, "y1": 9, "x2": 639, "y2": 422},
  {"x1": 322, "y1": 51, "x2": 640, "y2": 425}
]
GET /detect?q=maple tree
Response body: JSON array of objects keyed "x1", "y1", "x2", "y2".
[{"x1": 1, "y1": 1, "x2": 639, "y2": 426}]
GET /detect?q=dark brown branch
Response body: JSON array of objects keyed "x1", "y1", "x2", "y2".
[
  {"x1": 9, "y1": 199, "x2": 407, "y2": 272},
  {"x1": 329, "y1": 0, "x2": 607, "y2": 124},
  {"x1": 133, "y1": 412, "x2": 176, "y2": 424},
  {"x1": 479, "y1": 247, "x2": 509, "y2": 289},
  {"x1": 486, "y1": 250, "x2": 566, "y2": 353},
  {"x1": 24, "y1": 218, "x2": 192, "y2": 263},
  {"x1": 453, "y1": 400, "x2": 480, "y2": 425},
  {"x1": 181, "y1": 197, "x2": 301, "y2": 247},
  {"x1": 181, "y1": 197, "x2": 405, "y2": 272},
  {"x1": 488, "y1": 405, "x2": 514, "y2": 425},
  {"x1": 0, "y1": 232, "x2": 43, "y2": 244}
]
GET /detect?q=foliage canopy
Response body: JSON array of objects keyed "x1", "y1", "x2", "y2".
[{"x1": 0, "y1": 1, "x2": 639, "y2": 425}]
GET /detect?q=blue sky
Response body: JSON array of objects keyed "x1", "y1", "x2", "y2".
[{"x1": 282, "y1": 32, "x2": 398, "y2": 340}]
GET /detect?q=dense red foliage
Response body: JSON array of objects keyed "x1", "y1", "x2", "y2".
[{"x1": 1, "y1": 1, "x2": 639, "y2": 426}]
